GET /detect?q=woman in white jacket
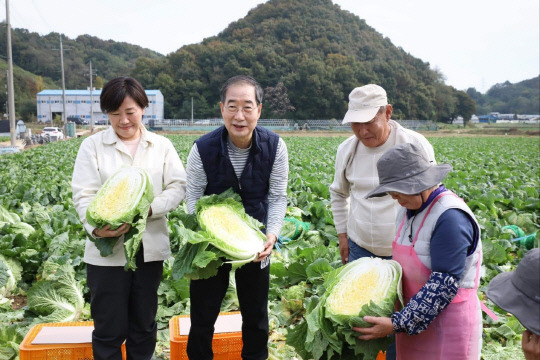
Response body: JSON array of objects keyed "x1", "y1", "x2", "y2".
[{"x1": 72, "y1": 77, "x2": 186, "y2": 360}]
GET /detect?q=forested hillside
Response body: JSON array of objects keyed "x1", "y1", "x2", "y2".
[
  {"x1": 0, "y1": 26, "x2": 163, "y2": 121},
  {"x1": 3, "y1": 0, "x2": 536, "y2": 121},
  {"x1": 467, "y1": 76, "x2": 540, "y2": 115},
  {"x1": 0, "y1": 59, "x2": 56, "y2": 121},
  {"x1": 0, "y1": 27, "x2": 162, "y2": 89},
  {"x1": 131, "y1": 0, "x2": 474, "y2": 121}
]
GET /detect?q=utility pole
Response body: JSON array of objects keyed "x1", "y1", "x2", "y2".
[
  {"x1": 87, "y1": 60, "x2": 97, "y2": 133},
  {"x1": 6, "y1": 0, "x2": 16, "y2": 146},
  {"x1": 191, "y1": 97, "x2": 194, "y2": 123},
  {"x1": 59, "y1": 35, "x2": 67, "y2": 134}
]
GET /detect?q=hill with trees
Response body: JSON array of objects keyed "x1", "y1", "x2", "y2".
[
  {"x1": 131, "y1": 0, "x2": 475, "y2": 122},
  {"x1": 5, "y1": 0, "x2": 532, "y2": 123},
  {"x1": 467, "y1": 76, "x2": 539, "y2": 116},
  {"x1": 0, "y1": 26, "x2": 163, "y2": 121}
]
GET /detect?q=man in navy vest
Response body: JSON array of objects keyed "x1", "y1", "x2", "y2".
[{"x1": 185, "y1": 75, "x2": 289, "y2": 360}]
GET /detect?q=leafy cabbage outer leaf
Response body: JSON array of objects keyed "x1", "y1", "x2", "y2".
[
  {"x1": 0, "y1": 206, "x2": 20, "y2": 224},
  {"x1": 20, "y1": 202, "x2": 51, "y2": 225},
  {"x1": 27, "y1": 263, "x2": 84, "y2": 323},
  {"x1": 171, "y1": 226, "x2": 227, "y2": 280},
  {"x1": 0, "y1": 254, "x2": 22, "y2": 298},
  {"x1": 0, "y1": 324, "x2": 25, "y2": 359},
  {"x1": 86, "y1": 167, "x2": 154, "y2": 271},
  {"x1": 300, "y1": 257, "x2": 403, "y2": 360},
  {"x1": 282, "y1": 282, "x2": 307, "y2": 312},
  {"x1": 196, "y1": 190, "x2": 266, "y2": 266},
  {"x1": 0, "y1": 221, "x2": 35, "y2": 237}
]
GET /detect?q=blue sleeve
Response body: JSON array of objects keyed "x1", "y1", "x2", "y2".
[{"x1": 430, "y1": 209, "x2": 476, "y2": 279}]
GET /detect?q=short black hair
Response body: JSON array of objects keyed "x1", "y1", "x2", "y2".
[
  {"x1": 100, "y1": 77, "x2": 149, "y2": 113},
  {"x1": 220, "y1": 75, "x2": 263, "y2": 105}
]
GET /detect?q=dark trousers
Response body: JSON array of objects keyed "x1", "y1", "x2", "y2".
[
  {"x1": 86, "y1": 248, "x2": 163, "y2": 360},
  {"x1": 187, "y1": 260, "x2": 270, "y2": 360}
]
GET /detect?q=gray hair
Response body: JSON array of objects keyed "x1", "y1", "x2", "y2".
[{"x1": 220, "y1": 75, "x2": 264, "y2": 105}]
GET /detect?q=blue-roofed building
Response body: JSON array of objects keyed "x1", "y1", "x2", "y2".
[{"x1": 36, "y1": 89, "x2": 164, "y2": 124}]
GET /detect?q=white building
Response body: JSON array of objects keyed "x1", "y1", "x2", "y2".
[{"x1": 36, "y1": 89, "x2": 164, "y2": 124}]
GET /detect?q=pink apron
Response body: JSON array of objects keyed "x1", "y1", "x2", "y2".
[{"x1": 392, "y1": 192, "x2": 484, "y2": 360}]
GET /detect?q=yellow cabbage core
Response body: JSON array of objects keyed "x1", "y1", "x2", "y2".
[
  {"x1": 94, "y1": 173, "x2": 143, "y2": 219},
  {"x1": 326, "y1": 265, "x2": 390, "y2": 316},
  {"x1": 200, "y1": 205, "x2": 263, "y2": 255}
]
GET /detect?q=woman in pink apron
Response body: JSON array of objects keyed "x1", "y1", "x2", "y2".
[{"x1": 353, "y1": 143, "x2": 487, "y2": 360}]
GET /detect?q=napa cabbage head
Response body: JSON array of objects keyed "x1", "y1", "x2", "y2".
[
  {"x1": 292, "y1": 257, "x2": 403, "y2": 360},
  {"x1": 0, "y1": 206, "x2": 20, "y2": 224},
  {"x1": 172, "y1": 189, "x2": 266, "y2": 280},
  {"x1": 0, "y1": 254, "x2": 22, "y2": 299},
  {"x1": 325, "y1": 257, "x2": 402, "y2": 320},
  {"x1": 27, "y1": 262, "x2": 85, "y2": 323},
  {"x1": 86, "y1": 167, "x2": 154, "y2": 271},
  {"x1": 0, "y1": 205, "x2": 35, "y2": 237}
]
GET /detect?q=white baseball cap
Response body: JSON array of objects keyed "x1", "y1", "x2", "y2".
[{"x1": 342, "y1": 84, "x2": 388, "y2": 124}]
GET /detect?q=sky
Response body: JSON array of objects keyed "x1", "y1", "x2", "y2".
[{"x1": 1, "y1": 0, "x2": 539, "y2": 93}]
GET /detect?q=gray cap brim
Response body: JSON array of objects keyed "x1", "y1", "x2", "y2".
[
  {"x1": 487, "y1": 272, "x2": 540, "y2": 335},
  {"x1": 365, "y1": 164, "x2": 452, "y2": 198}
]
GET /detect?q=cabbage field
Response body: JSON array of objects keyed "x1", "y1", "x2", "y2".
[{"x1": 0, "y1": 134, "x2": 538, "y2": 360}]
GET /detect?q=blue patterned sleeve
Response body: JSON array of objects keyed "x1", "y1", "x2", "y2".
[{"x1": 391, "y1": 272, "x2": 459, "y2": 335}]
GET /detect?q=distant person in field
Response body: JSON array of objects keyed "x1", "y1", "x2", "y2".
[
  {"x1": 72, "y1": 76, "x2": 186, "y2": 360},
  {"x1": 487, "y1": 248, "x2": 540, "y2": 360},
  {"x1": 184, "y1": 75, "x2": 289, "y2": 360},
  {"x1": 354, "y1": 142, "x2": 485, "y2": 360}
]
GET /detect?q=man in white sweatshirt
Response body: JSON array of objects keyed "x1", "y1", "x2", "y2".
[{"x1": 330, "y1": 84, "x2": 436, "y2": 264}]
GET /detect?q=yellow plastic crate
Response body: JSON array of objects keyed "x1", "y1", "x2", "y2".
[
  {"x1": 169, "y1": 312, "x2": 243, "y2": 360},
  {"x1": 19, "y1": 321, "x2": 126, "y2": 360}
]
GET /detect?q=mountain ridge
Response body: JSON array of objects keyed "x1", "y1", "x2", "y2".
[{"x1": 1, "y1": 0, "x2": 537, "y2": 121}]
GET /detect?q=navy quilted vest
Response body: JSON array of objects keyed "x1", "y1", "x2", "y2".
[{"x1": 195, "y1": 125, "x2": 279, "y2": 225}]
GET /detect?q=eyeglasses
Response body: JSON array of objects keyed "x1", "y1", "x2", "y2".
[{"x1": 224, "y1": 105, "x2": 257, "y2": 114}]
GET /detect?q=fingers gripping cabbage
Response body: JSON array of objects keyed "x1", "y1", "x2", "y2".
[
  {"x1": 290, "y1": 257, "x2": 403, "y2": 360},
  {"x1": 86, "y1": 167, "x2": 153, "y2": 270},
  {"x1": 172, "y1": 189, "x2": 266, "y2": 280}
]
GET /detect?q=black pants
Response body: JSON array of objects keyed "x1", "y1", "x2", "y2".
[
  {"x1": 86, "y1": 248, "x2": 163, "y2": 360},
  {"x1": 187, "y1": 260, "x2": 270, "y2": 360}
]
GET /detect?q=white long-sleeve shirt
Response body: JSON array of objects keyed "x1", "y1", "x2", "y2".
[
  {"x1": 72, "y1": 126, "x2": 186, "y2": 265},
  {"x1": 329, "y1": 120, "x2": 435, "y2": 256},
  {"x1": 186, "y1": 136, "x2": 288, "y2": 237}
]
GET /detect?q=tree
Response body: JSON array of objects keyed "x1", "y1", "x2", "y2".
[
  {"x1": 434, "y1": 84, "x2": 458, "y2": 123},
  {"x1": 94, "y1": 76, "x2": 105, "y2": 89},
  {"x1": 264, "y1": 82, "x2": 295, "y2": 117},
  {"x1": 455, "y1": 91, "x2": 476, "y2": 126}
]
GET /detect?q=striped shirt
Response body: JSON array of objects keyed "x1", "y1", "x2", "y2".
[{"x1": 186, "y1": 136, "x2": 288, "y2": 236}]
